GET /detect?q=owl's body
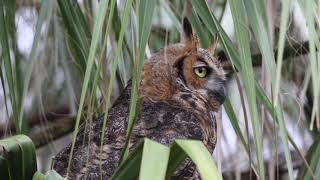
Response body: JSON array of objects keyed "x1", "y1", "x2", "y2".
[{"x1": 53, "y1": 18, "x2": 226, "y2": 179}]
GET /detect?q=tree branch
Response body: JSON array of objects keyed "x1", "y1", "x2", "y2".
[{"x1": 221, "y1": 40, "x2": 310, "y2": 71}]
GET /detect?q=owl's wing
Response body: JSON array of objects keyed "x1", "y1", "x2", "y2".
[
  {"x1": 53, "y1": 83, "x2": 211, "y2": 179},
  {"x1": 53, "y1": 82, "x2": 134, "y2": 179}
]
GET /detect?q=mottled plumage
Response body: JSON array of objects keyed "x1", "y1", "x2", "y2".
[{"x1": 53, "y1": 18, "x2": 226, "y2": 179}]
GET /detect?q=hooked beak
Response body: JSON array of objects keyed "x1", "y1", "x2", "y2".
[{"x1": 209, "y1": 86, "x2": 226, "y2": 105}]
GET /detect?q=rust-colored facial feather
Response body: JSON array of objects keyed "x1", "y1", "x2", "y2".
[{"x1": 182, "y1": 55, "x2": 208, "y2": 89}]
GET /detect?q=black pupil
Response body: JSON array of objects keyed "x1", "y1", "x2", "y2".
[{"x1": 198, "y1": 68, "x2": 203, "y2": 73}]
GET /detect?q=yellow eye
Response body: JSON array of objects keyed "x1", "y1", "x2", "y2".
[{"x1": 194, "y1": 67, "x2": 208, "y2": 78}]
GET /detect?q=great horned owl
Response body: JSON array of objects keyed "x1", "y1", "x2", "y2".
[{"x1": 53, "y1": 18, "x2": 226, "y2": 179}]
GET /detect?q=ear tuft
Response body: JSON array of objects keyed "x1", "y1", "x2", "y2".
[
  {"x1": 181, "y1": 17, "x2": 198, "y2": 51},
  {"x1": 208, "y1": 34, "x2": 219, "y2": 55},
  {"x1": 182, "y1": 17, "x2": 193, "y2": 40}
]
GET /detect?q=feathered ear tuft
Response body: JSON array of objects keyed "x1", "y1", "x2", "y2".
[
  {"x1": 182, "y1": 18, "x2": 193, "y2": 41},
  {"x1": 208, "y1": 34, "x2": 219, "y2": 55},
  {"x1": 181, "y1": 17, "x2": 198, "y2": 51}
]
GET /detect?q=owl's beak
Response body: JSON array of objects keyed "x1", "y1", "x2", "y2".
[
  {"x1": 216, "y1": 87, "x2": 227, "y2": 104},
  {"x1": 209, "y1": 86, "x2": 226, "y2": 105}
]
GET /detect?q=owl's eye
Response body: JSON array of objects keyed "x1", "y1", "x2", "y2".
[{"x1": 194, "y1": 67, "x2": 208, "y2": 78}]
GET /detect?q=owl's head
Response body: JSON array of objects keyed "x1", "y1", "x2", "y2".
[{"x1": 141, "y1": 17, "x2": 226, "y2": 112}]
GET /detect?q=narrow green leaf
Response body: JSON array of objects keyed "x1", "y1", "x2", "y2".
[
  {"x1": 189, "y1": 0, "x2": 218, "y2": 35},
  {"x1": 274, "y1": 99, "x2": 294, "y2": 179},
  {"x1": 297, "y1": 136, "x2": 320, "y2": 180},
  {"x1": 0, "y1": 66, "x2": 11, "y2": 124},
  {"x1": 299, "y1": 0, "x2": 320, "y2": 131},
  {"x1": 223, "y1": 98, "x2": 247, "y2": 149},
  {"x1": 273, "y1": 0, "x2": 290, "y2": 105},
  {"x1": 242, "y1": 0, "x2": 276, "y2": 75}
]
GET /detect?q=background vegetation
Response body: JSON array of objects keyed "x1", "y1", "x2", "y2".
[{"x1": 0, "y1": 0, "x2": 319, "y2": 179}]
